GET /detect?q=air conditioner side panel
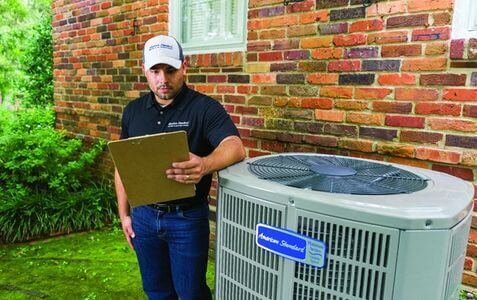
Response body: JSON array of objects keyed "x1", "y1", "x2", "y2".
[
  {"x1": 393, "y1": 230, "x2": 451, "y2": 300},
  {"x1": 215, "y1": 186, "x2": 288, "y2": 300}
]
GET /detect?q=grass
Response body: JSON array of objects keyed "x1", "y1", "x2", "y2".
[{"x1": 0, "y1": 227, "x2": 215, "y2": 299}]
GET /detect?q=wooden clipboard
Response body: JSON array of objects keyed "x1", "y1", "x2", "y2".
[{"x1": 107, "y1": 131, "x2": 195, "y2": 207}]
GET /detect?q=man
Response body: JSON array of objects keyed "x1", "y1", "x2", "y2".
[{"x1": 114, "y1": 35, "x2": 245, "y2": 300}]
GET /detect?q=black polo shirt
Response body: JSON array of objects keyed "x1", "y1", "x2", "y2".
[{"x1": 120, "y1": 84, "x2": 240, "y2": 204}]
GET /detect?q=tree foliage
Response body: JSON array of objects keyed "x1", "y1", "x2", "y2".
[
  {"x1": 0, "y1": 0, "x2": 52, "y2": 106},
  {"x1": 0, "y1": 0, "x2": 27, "y2": 103},
  {"x1": 18, "y1": 12, "x2": 53, "y2": 107}
]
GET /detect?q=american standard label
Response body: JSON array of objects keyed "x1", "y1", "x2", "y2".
[
  {"x1": 256, "y1": 224, "x2": 327, "y2": 268},
  {"x1": 167, "y1": 121, "x2": 189, "y2": 128}
]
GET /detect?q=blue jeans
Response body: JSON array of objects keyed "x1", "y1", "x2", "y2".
[{"x1": 131, "y1": 203, "x2": 212, "y2": 300}]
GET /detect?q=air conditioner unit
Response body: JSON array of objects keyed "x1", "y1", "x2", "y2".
[{"x1": 215, "y1": 153, "x2": 473, "y2": 300}]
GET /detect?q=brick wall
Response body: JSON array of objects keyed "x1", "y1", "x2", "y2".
[{"x1": 53, "y1": 0, "x2": 477, "y2": 287}]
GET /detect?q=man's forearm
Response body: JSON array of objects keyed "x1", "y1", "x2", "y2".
[
  {"x1": 202, "y1": 135, "x2": 246, "y2": 175},
  {"x1": 114, "y1": 168, "x2": 130, "y2": 220}
]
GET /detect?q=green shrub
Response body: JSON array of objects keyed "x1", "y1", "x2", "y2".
[{"x1": 0, "y1": 107, "x2": 116, "y2": 243}]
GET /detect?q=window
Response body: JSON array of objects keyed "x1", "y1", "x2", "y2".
[
  {"x1": 452, "y1": 0, "x2": 477, "y2": 39},
  {"x1": 169, "y1": 0, "x2": 247, "y2": 54}
]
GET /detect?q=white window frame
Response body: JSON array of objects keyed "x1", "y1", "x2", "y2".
[
  {"x1": 452, "y1": 0, "x2": 477, "y2": 39},
  {"x1": 169, "y1": 0, "x2": 247, "y2": 55}
]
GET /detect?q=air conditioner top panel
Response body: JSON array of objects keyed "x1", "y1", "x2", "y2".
[{"x1": 219, "y1": 153, "x2": 474, "y2": 230}]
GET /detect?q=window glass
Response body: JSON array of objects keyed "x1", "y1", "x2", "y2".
[
  {"x1": 169, "y1": 0, "x2": 247, "y2": 54},
  {"x1": 452, "y1": 0, "x2": 477, "y2": 38}
]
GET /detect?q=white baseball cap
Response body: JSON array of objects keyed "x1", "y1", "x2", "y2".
[{"x1": 143, "y1": 35, "x2": 184, "y2": 70}]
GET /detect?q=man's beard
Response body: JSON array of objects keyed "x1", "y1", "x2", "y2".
[{"x1": 155, "y1": 85, "x2": 173, "y2": 100}]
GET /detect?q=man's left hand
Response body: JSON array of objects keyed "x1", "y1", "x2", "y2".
[{"x1": 166, "y1": 152, "x2": 207, "y2": 184}]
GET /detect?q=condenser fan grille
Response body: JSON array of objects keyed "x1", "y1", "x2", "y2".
[{"x1": 247, "y1": 155, "x2": 428, "y2": 195}]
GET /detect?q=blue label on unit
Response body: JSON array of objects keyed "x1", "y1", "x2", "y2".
[{"x1": 255, "y1": 224, "x2": 327, "y2": 268}]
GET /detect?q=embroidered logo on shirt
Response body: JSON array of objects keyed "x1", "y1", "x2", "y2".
[{"x1": 167, "y1": 121, "x2": 190, "y2": 128}]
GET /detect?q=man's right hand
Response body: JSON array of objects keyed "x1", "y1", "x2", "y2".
[{"x1": 121, "y1": 216, "x2": 135, "y2": 250}]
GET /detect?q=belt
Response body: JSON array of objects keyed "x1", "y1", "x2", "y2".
[{"x1": 147, "y1": 201, "x2": 204, "y2": 213}]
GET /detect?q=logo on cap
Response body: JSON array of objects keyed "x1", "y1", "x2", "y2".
[{"x1": 149, "y1": 43, "x2": 174, "y2": 51}]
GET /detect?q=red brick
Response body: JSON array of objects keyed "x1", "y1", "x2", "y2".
[
  {"x1": 288, "y1": 24, "x2": 317, "y2": 37},
  {"x1": 276, "y1": 132, "x2": 303, "y2": 143},
  {"x1": 307, "y1": 73, "x2": 339, "y2": 85},
  {"x1": 250, "y1": 129, "x2": 277, "y2": 140},
  {"x1": 261, "y1": 85, "x2": 286, "y2": 95},
  {"x1": 301, "y1": 98, "x2": 333, "y2": 109},
  {"x1": 450, "y1": 39, "x2": 465, "y2": 59},
  {"x1": 301, "y1": 36, "x2": 333, "y2": 48},
  {"x1": 395, "y1": 88, "x2": 439, "y2": 101},
  {"x1": 387, "y1": 157, "x2": 430, "y2": 169},
  {"x1": 355, "y1": 88, "x2": 393, "y2": 100},
  {"x1": 373, "y1": 101, "x2": 412, "y2": 113},
  {"x1": 242, "y1": 116, "x2": 264, "y2": 127},
  {"x1": 224, "y1": 95, "x2": 245, "y2": 104},
  {"x1": 429, "y1": 118, "x2": 477, "y2": 132},
  {"x1": 249, "y1": 96, "x2": 273, "y2": 106},
  {"x1": 217, "y1": 86, "x2": 235, "y2": 93},
  {"x1": 346, "y1": 112, "x2": 384, "y2": 125},
  {"x1": 207, "y1": 75, "x2": 226, "y2": 83},
  {"x1": 408, "y1": 0, "x2": 453, "y2": 12},
  {"x1": 248, "y1": 18, "x2": 273, "y2": 30},
  {"x1": 349, "y1": 19, "x2": 384, "y2": 32},
  {"x1": 315, "y1": 109, "x2": 345, "y2": 122},
  {"x1": 258, "y1": 51, "x2": 283, "y2": 61},
  {"x1": 261, "y1": 140, "x2": 286, "y2": 152},
  {"x1": 195, "y1": 85, "x2": 214, "y2": 94},
  {"x1": 432, "y1": 165, "x2": 475, "y2": 181},
  {"x1": 328, "y1": 61, "x2": 361, "y2": 72},
  {"x1": 378, "y1": 73, "x2": 417, "y2": 85},
  {"x1": 320, "y1": 86, "x2": 353, "y2": 98},
  {"x1": 311, "y1": 48, "x2": 343, "y2": 59},
  {"x1": 299, "y1": 10, "x2": 329, "y2": 24},
  {"x1": 252, "y1": 74, "x2": 276, "y2": 84},
  {"x1": 386, "y1": 14, "x2": 429, "y2": 28},
  {"x1": 381, "y1": 44, "x2": 422, "y2": 57},
  {"x1": 367, "y1": 0, "x2": 407, "y2": 16},
  {"x1": 432, "y1": 12, "x2": 451, "y2": 26},
  {"x1": 415, "y1": 103, "x2": 462, "y2": 116},
  {"x1": 242, "y1": 138, "x2": 258, "y2": 149},
  {"x1": 468, "y1": 230, "x2": 477, "y2": 244},
  {"x1": 247, "y1": 41, "x2": 271, "y2": 51},
  {"x1": 303, "y1": 135, "x2": 338, "y2": 147},
  {"x1": 464, "y1": 105, "x2": 477, "y2": 118},
  {"x1": 377, "y1": 142, "x2": 416, "y2": 158},
  {"x1": 335, "y1": 100, "x2": 369, "y2": 111},
  {"x1": 401, "y1": 57, "x2": 447, "y2": 71},
  {"x1": 466, "y1": 244, "x2": 477, "y2": 258},
  {"x1": 286, "y1": 0, "x2": 314, "y2": 13},
  {"x1": 333, "y1": 34, "x2": 367, "y2": 46},
  {"x1": 235, "y1": 106, "x2": 258, "y2": 115},
  {"x1": 368, "y1": 31, "x2": 408, "y2": 44},
  {"x1": 443, "y1": 89, "x2": 477, "y2": 101},
  {"x1": 464, "y1": 258, "x2": 474, "y2": 271},
  {"x1": 339, "y1": 138, "x2": 374, "y2": 153},
  {"x1": 248, "y1": 150, "x2": 271, "y2": 158},
  {"x1": 425, "y1": 42, "x2": 448, "y2": 56},
  {"x1": 400, "y1": 131, "x2": 443, "y2": 144},
  {"x1": 412, "y1": 27, "x2": 450, "y2": 41},
  {"x1": 259, "y1": 29, "x2": 286, "y2": 40},
  {"x1": 385, "y1": 115, "x2": 425, "y2": 128},
  {"x1": 273, "y1": 39, "x2": 299, "y2": 50},
  {"x1": 463, "y1": 152, "x2": 477, "y2": 167},
  {"x1": 416, "y1": 148, "x2": 461, "y2": 164}
]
